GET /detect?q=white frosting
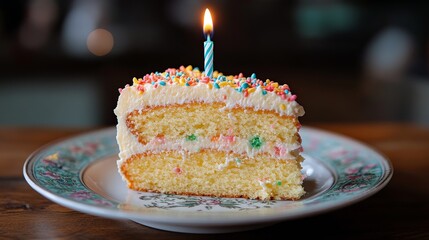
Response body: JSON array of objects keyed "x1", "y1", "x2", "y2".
[{"x1": 115, "y1": 83, "x2": 305, "y2": 117}]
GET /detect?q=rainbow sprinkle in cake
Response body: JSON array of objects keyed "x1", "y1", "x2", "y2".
[{"x1": 115, "y1": 65, "x2": 305, "y2": 200}]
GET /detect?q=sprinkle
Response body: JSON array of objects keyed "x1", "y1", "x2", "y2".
[
  {"x1": 173, "y1": 167, "x2": 182, "y2": 174},
  {"x1": 132, "y1": 77, "x2": 138, "y2": 85},
  {"x1": 247, "y1": 88, "x2": 256, "y2": 94},
  {"x1": 262, "y1": 90, "x2": 267, "y2": 95},
  {"x1": 222, "y1": 135, "x2": 235, "y2": 143},
  {"x1": 276, "y1": 180, "x2": 282, "y2": 186},
  {"x1": 155, "y1": 134, "x2": 165, "y2": 144},
  {"x1": 214, "y1": 82, "x2": 220, "y2": 89},
  {"x1": 219, "y1": 81, "x2": 229, "y2": 87},
  {"x1": 159, "y1": 81, "x2": 166, "y2": 86},
  {"x1": 280, "y1": 104, "x2": 286, "y2": 111},
  {"x1": 274, "y1": 146, "x2": 286, "y2": 156},
  {"x1": 241, "y1": 82, "x2": 249, "y2": 89},
  {"x1": 250, "y1": 136, "x2": 263, "y2": 149},
  {"x1": 251, "y1": 73, "x2": 256, "y2": 79},
  {"x1": 200, "y1": 76, "x2": 210, "y2": 84},
  {"x1": 136, "y1": 84, "x2": 145, "y2": 92},
  {"x1": 288, "y1": 95, "x2": 297, "y2": 101},
  {"x1": 211, "y1": 136, "x2": 220, "y2": 142},
  {"x1": 243, "y1": 90, "x2": 249, "y2": 97},
  {"x1": 186, "y1": 134, "x2": 197, "y2": 141}
]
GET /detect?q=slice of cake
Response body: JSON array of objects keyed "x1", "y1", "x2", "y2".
[{"x1": 114, "y1": 65, "x2": 305, "y2": 200}]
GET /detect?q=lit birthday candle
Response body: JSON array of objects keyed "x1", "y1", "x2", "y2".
[{"x1": 203, "y1": 8, "x2": 214, "y2": 79}]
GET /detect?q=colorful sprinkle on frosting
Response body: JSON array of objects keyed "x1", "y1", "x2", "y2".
[
  {"x1": 125, "y1": 65, "x2": 298, "y2": 102},
  {"x1": 186, "y1": 134, "x2": 197, "y2": 141},
  {"x1": 250, "y1": 136, "x2": 264, "y2": 149}
]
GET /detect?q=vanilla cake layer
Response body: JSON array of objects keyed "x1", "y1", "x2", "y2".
[{"x1": 121, "y1": 150, "x2": 305, "y2": 200}]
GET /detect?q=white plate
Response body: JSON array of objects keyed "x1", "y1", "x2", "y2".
[{"x1": 24, "y1": 126, "x2": 392, "y2": 234}]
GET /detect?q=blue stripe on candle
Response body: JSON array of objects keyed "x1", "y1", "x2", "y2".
[
  {"x1": 204, "y1": 50, "x2": 212, "y2": 58},
  {"x1": 204, "y1": 43, "x2": 213, "y2": 51},
  {"x1": 204, "y1": 54, "x2": 212, "y2": 62},
  {"x1": 205, "y1": 57, "x2": 213, "y2": 72},
  {"x1": 204, "y1": 46, "x2": 212, "y2": 57},
  {"x1": 206, "y1": 60, "x2": 213, "y2": 70},
  {"x1": 204, "y1": 39, "x2": 214, "y2": 78}
]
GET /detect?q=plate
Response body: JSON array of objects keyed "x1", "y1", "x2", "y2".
[{"x1": 23, "y1": 126, "x2": 392, "y2": 234}]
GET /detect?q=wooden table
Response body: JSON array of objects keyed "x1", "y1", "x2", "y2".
[{"x1": 1, "y1": 123, "x2": 428, "y2": 239}]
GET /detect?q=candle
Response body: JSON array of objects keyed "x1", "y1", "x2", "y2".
[{"x1": 203, "y1": 8, "x2": 214, "y2": 79}]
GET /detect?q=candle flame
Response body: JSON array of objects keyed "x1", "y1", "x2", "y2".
[{"x1": 203, "y1": 8, "x2": 213, "y2": 35}]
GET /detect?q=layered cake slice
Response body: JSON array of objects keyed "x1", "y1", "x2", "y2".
[{"x1": 114, "y1": 65, "x2": 305, "y2": 200}]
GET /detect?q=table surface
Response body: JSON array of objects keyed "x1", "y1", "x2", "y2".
[{"x1": 1, "y1": 123, "x2": 429, "y2": 239}]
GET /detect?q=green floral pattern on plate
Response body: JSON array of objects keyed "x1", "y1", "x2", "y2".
[
  {"x1": 32, "y1": 130, "x2": 118, "y2": 208},
  {"x1": 138, "y1": 193, "x2": 275, "y2": 210}
]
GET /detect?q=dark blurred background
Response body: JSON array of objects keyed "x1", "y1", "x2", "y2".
[{"x1": 1, "y1": 0, "x2": 428, "y2": 128}]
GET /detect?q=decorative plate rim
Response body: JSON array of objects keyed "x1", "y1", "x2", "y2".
[{"x1": 23, "y1": 126, "x2": 393, "y2": 225}]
